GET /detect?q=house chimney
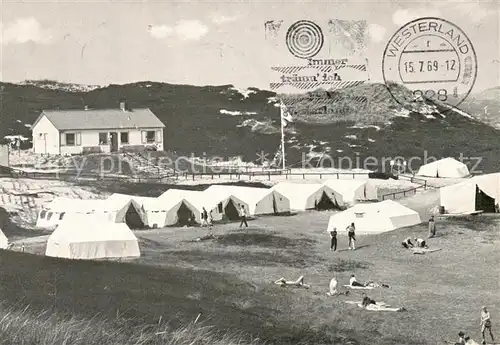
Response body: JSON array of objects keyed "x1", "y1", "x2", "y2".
[{"x1": 120, "y1": 101, "x2": 126, "y2": 112}]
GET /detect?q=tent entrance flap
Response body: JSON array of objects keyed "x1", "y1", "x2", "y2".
[
  {"x1": 125, "y1": 205, "x2": 145, "y2": 229},
  {"x1": 224, "y1": 200, "x2": 240, "y2": 220},
  {"x1": 475, "y1": 185, "x2": 496, "y2": 213},
  {"x1": 177, "y1": 202, "x2": 195, "y2": 226},
  {"x1": 315, "y1": 191, "x2": 337, "y2": 210},
  {"x1": 272, "y1": 194, "x2": 278, "y2": 215}
]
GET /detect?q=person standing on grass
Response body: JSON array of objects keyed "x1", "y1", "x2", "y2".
[
  {"x1": 239, "y1": 205, "x2": 248, "y2": 228},
  {"x1": 428, "y1": 215, "x2": 436, "y2": 238},
  {"x1": 329, "y1": 227, "x2": 338, "y2": 251},
  {"x1": 481, "y1": 306, "x2": 495, "y2": 345},
  {"x1": 346, "y1": 222, "x2": 356, "y2": 250},
  {"x1": 208, "y1": 210, "x2": 214, "y2": 230},
  {"x1": 201, "y1": 207, "x2": 208, "y2": 227}
]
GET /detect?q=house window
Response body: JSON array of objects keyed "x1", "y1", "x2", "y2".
[
  {"x1": 66, "y1": 133, "x2": 75, "y2": 146},
  {"x1": 218, "y1": 202, "x2": 223, "y2": 213},
  {"x1": 59, "y1": 212, "x2": 65, "y2": 220},
  {"x1": 99, "y1": 133, "x2": 108, "y2": 145},
  {"x1": 146, "y1": 131, "x2": 155, "y2": 143},
  {"x1": 40, "y1": 210, "x2": 46, "y2": 219},
  {"x1": 47, "y1": 212, "x2": 53, "y2": 220},
  {"x1": 120, "y1": 132, "x2": 129, "y2": 144}
]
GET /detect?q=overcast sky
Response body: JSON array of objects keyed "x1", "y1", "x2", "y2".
[{"x1": 0, "y1": 0, "x2": 498, "y2": 92}]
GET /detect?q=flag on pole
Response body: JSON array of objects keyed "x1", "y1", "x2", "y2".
[{"x1": 281, "y1": 104, "x2": 294, "y2": 127}]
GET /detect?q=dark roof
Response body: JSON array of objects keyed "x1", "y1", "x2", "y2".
[{"x1": 33, "y1": 108, "x2": 165, "y2": 130}]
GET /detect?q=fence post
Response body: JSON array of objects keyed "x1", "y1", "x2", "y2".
[
  {"x1": 192, "y1": 174, "x2": 195, "y2": 181},
  {"x1": 337, "y1": 173, "x2": 339, "y2": 179},
  {"x1": 320, "y1": 174, "x2": 322, "y2": 179},
  {"x1": 268, "y1": 172, "x2": 270, "y2": 181},
  {"x1": 302, "y1": 174, "x2": 305, "y2": 179}
]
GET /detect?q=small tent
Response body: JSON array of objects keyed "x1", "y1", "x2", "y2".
[
  {"x1": 203, "y1": 185, "x2": 290, "y2": 215},
  {"x1": 160, "y1": 189, "x2": 248, "y2": 223},
  {"x1": 271, "y1": 182, "x2": 343, "y2": 211},
  {"x1": 0, "y1": 228, "x2": 9, "y2": 249},
  {"x1": 417, "y1": 157, "x2": 470, "y2": 178},
  {"x1": 45, "y1": 214, "x2": 141, "y2": 260},
  {"x1": 36, "y1": 197, "x2": 147, "y2": 229},
  {"x1": 323, "y1": 179, "x2": 378, "y2": 205},
  {"x1": 326, "y1": 200, "x2": 421, "y2": 234},
  {"x1": 440, "y1": 173, "x2": 500, "y2": 214}
]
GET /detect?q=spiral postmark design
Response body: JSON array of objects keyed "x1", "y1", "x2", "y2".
[{"x1": 286, "y1": 20, "x2": 324, "y2": 59}]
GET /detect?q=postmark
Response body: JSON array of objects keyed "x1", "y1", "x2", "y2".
[
  {"x1": 285, "y1": 20, "x2": 324, "y2": 59},
  {"x1": 382, "y1": 17, "x2": 477, "y2": 108}
]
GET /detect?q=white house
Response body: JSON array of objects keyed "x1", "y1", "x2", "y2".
[{"x1": 32, "y1": 102, "x2": 165, "y2": 155}]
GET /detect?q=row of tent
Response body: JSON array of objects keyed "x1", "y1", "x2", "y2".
[
  {"x1": 43, "y1": 198, "x2": 423, "y2": 261},
  {"x1": 36, "y1": 180, "x2": 379, "y2": 229}
]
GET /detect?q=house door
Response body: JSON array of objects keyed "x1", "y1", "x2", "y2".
[{"x1": 110, "y1": 132, "x2": 118, "y2": 152}]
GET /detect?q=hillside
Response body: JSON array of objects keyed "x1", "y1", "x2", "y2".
[{"x1": 1, "y1": 80, "x2": 499, "y2": 173}]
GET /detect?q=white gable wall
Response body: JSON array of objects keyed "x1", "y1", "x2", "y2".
[{"x1": 32, "y1": 115, "x2": 60, "y2": 155}]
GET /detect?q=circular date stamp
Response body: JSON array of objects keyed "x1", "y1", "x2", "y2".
[{"x1": 382, "y1": 17, "x2": 477, "y2": 108}]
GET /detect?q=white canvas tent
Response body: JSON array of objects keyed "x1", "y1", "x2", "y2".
[
  {"x1": 36, "y1": 197, "x2": 147, "y2": 229},
  {"x1": 160, "y1": 189, "x2": 248, "y2": 223},
  {"x1": 271, "y1": 182, "x2": 343, "y2": 211},
  {"x1": 45, "y1": 214, "x2": 141, "y2": 260},
  {"x1": 327, "y1": 200, "x2": 422, "y2": 234},
  {"x1": 440, "y1": 173, "x2": 500, "y2": 214},
  {"x1": 203, "y1": 185, "x2": 290, "y2": 215},
  {"x1": 107, "y1": 193, "x2": 199, "y2": 228},
  {"x1": 0, "y1": 228, "x2": 9, "y2": 249},
  {"x1": 417, "y1": 157, "x2": 470, "y2": 178},
  {"x1": 323, "y1": 179, "x2": 378, "y2": 205}
]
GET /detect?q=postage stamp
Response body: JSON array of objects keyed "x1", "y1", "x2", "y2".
[{"x1": 382, "y1": 17, "x2": 477, "y2": 108}]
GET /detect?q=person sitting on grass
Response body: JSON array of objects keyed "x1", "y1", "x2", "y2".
[
  {"x1": 464, "y1": 336, "x2": 480, "y2": 345},
  {"x1": 414, "y1": 237, "x2": 428, "y2": 249},
  {"x1": 456, "y1": 331, "x2": 467, "y2": 345},
  {"x1": 402, "y1": 237, "x2": 414, "y2": 249},
  {"x1": 349, "y1": 274, "x2": 372, "y2": 287}
]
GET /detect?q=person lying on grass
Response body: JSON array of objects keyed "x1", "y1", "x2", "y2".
[
  {"x1": 358, "y1": 293, "x2": 406, "y2": 312},
  {"x1": 274, "y1": 275, "x2": 311, "y2": 288}
]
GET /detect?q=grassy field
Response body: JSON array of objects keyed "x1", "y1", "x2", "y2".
[{"x1": 1, "y1": 199, "x2": 499, "y2": 345}]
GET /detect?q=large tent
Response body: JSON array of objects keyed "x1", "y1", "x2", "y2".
[
  {"x1": 36, "y1": 197, "x2": 147, "y2": 229},
  {"x1": 0, "y1": 228, "x2": 9, "y2": 249},
  {"x1": 160, "y1": 189, "x2": 248, "y2": 223},
  {"x1": 417, "y1": 157, "x2": 470, "y2": 178},
  {"x1": 323, "y1": 179, "x2": 378, "y2": 205},
  {"x1": 203, "y1": 185, "x2": 290, "y2": 215},
  {"x1": 326, "y1": 200, "x2": 422, "y2": 234},
  {"x1": 45, "y1": 214, "x2": 141, "y2": 260},
  {"x1": 440, "y1": 173, "x2": 500, "y2": 214},
  {"x1": 271, "y1": 182, "x2": 343, "y2": 211}
]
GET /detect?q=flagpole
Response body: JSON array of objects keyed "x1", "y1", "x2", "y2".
[{"x1": 280, "y1": 102, "x2": 286, "y2": 170}]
